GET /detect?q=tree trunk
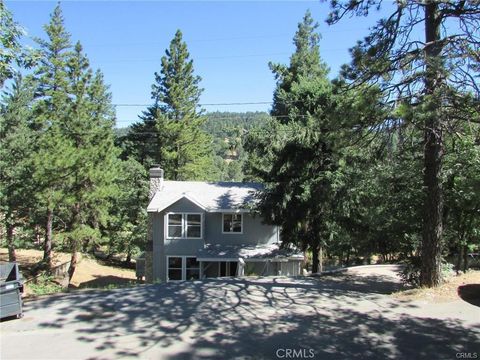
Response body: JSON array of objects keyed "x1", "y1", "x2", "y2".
[
  {"x1": 6, "y1": 223, "x2": 16, "y2": 262},
  {"x1": 43, "y1": 208, "x2": 53, "y2": 270},
  {"x1": 420, "y1": 1, "x2": 444, "y2": 287},
  {"x1": 311, "y1": 243, "x2": 319, "y2": 274},
  {"x1": 462, "y1": 245, "x2": 468, "y2": 273},
  {"x1": 68, "y1": 203, "x2": 81, "y2": 283},
  {"x1": 456, "y1": 243, "x2": 463, "y2": 274},
  {"x1": 319, "y1": 246, "x2": 323, "y2": 273},
  {"x1": 68, "y1": 250, "x2": 78, "y2": 282},
  {"x1": 125, "y1": 247, "x2": 132, "y2": 265}
]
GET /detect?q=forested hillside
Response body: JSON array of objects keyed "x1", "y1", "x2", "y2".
[{"x1": 117, "y1": 111, "x2": 269, "y2": 181}]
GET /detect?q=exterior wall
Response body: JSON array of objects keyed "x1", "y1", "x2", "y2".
[
  {"x1": 144, "y1": 213, "x2": 154, "y2": 283},
  {"x1": 152, "y1": 197, "x2": 206, "y2": 282},
  {"x1": 151, "y1": 197, "x2": 281, "y2": 283},
  {"x1": 204, "y1": 212, "x2": 278, "y2": 246},
  {"x1": 244, "y1": 260, "x2": 302, "y2": 276},
  {"x1": 279, "y1": 260, "x2": 302, "y2": 276},
  {"x1": 151, "y1": 212, "x2": 165, "y2": 282}
]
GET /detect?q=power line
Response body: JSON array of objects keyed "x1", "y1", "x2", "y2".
[
  {"x1": 82, "y1": 27, "x2": 371, "y2": 48},
  {"x1": 114, "y1": 113, "x2": 310, "y2": 124},
  {"x1": 113, "y1": 101, "x2": 273, "y2": 107},
  {"x1": 92, "y1": 48, "x2": 349, "y2": 64}
]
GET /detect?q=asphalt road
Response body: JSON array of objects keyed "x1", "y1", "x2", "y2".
[{"x1": 1, "y1": 265, "x2": 479, "y2": 359}]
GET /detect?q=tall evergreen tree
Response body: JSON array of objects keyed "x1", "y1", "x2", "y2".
[
  {"x1": 0, "y1": 75, "x2": 36, "y2": 261},
  {"x1": 32, "y1": 4, "x2": 75, "y2": 269},
  {"x1": 62, "y1": 42, "x2": 120, "y2": 280},
  {"x1": 31, "y1": 5, "x2": 120, "y2": 280},
  {"x1": 246, "y1": 12, "x2": 343, "y2": 273},
  {"x1": 106, "y1": 158, "x2": 148, "y2": 264},
  {"x1": 128, "y1": 30, "x2": 215, "y2": 180},
  {"x1": 269, "y1": 10, "x2": 329, "y2": 119},
  {"x1": 328, "y1": 0, "x2": 480, "y2": 286}
]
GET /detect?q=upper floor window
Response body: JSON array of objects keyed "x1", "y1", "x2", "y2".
[
  {"x1": 167, "y1": 213, "x2": 202, "y2": 239},
  {"x1": 223, "y1": 213, "x2": 243, "y2": 234}
]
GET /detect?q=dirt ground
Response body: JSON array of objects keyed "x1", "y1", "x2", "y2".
[
  {"x1": 0, "y1": 248, "x2": 137, "y2": 290},
  {"x1": 394, "y1": 270, "x2": 480, "y2": 303}
]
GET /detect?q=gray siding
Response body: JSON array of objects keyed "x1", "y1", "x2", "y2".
[
  {"x1": 244, "y1": 260, "x2": 302, "y2": 277},
  {"x1": 152, "y1": 212, "x2": 165, "y2": 282},
  {"x1": 204, "y1": 212, "x2": 278, "y2": 246},
  {"x1": 152, "y1": 196, "x2": 280, "y2": 282},
  {"x1": 152, "y1": 197, "x2": 206, "y2": 282}
]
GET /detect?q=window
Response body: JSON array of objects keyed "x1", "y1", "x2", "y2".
[
  {"x1": 186, "y1": 214, "x2": 201, "y2": 238},
  {"x1": 167, "y1": 213, "x2": 202, "y2": 239},
  {"x1": 185, "y1": 257, "x2": 200, "y2": 280},
  {"x1": 223, "y1": 213, "x2": 243, "y2": 233},
  {"x1": 167, "y1": 256, "x2": 200, "y2": 281},
  {"x1": 168, "y1": 214, "x2": 182, "y2": 238},
  {"x1": 168, "y1": 257, "x2": 182, "y2": 281}
]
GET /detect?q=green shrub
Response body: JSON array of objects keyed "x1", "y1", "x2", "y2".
[
  {"x1": 401, "y1": 257, "x2": 455, "y2": 287},
  {"x1": 27, "y1": 274, "x2": 65, "y2": 296}
]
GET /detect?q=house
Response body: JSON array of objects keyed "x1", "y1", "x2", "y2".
[{"x1": 143, "y1": 166, "x2": 304, "y2": 283}]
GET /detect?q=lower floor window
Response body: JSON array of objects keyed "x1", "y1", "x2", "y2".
[
  {"x1": 167, "y1": 256, "x2": 200, "y2": 281},
  {"x1": 168, "y1": 257, "x2": 183, "y2": 281},
  {"x1": 186, "y1": 257, "x2": 200, "y2": 280}
]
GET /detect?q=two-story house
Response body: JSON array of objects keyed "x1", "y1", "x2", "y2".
[{"x1": 143, "y1": 166, "x2": 304, "y2": 282}]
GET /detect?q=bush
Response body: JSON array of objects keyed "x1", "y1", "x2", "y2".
[
  {"x1": 401, "y1": 257, "x2": 455, "y2": 287},
  {"x1": 441, "y1": 261, "x2": 455, "y2": 280},
  {"x1": 27, "y1": 274, "x2": 65, "y2": 296},
  {"x1": 400, "y1": 257, "x2": 422, "y2": 286}
]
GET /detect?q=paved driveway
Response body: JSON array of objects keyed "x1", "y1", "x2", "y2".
[{"x1": 1, "y1": 265, "x2": 479, "y2": 359}]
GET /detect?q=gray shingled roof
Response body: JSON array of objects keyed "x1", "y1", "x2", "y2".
[
  {"x1": 147, "y1": 181, "x2": 263, "y2": 213},
  {"x1": 197, "y1": 243, "x2": 304, "y2": 261}
]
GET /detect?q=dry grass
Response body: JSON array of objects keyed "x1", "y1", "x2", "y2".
[
  {"x1": 394, "y1": 270, "x2": 480, "y2": 303},
  {"x1": 0, "y1": 248, "x2": 137, "y2": 291}
]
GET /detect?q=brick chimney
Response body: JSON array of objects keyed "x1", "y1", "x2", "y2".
[{"x1": 149, "y1": 165, "x2": 164, "y2": 200}]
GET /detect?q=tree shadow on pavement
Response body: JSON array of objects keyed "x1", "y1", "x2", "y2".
[{"x1": 23, "y1": 273, "x2": 480, "y2": 359}]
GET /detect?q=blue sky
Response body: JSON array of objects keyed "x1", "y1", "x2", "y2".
[{"x1": 7, "y1": 1, "x2": 391, "y2": 127}]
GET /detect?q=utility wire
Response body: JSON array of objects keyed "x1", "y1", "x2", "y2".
[
  {"x1": 92, "y1": 48, "x2": 348, "y2": 64},
  {"x1": 82, "y1": 27, "x2": 372, "y2": 47},
  {"x1": 113, "y1": 101, "x2": 273, "y2": 107},
  {"x1": 114, "y1": 114, "x2": 310, "y2": 124}
]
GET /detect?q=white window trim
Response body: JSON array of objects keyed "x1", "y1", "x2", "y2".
[
  {"x1": 166, "y1": 256, "x2": 200, "y2": 282},
  {"x1": 222, "y1": 213, "x2": 243, "y2": 234},
  {"x1": 166, "y1": 212, "x2": 203, "y2": 239}
]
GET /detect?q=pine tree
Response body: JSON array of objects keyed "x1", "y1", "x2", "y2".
[
  {"x1": 129, "y1": 29, "x2": 215, "y2": 180},
  {"x1": 269, "y1": 10, "x2": 329, "y2": 120},
  {"x1": 246, "y1": 12, "x2": 342, "y2": 273},
  {"x1": 0, "y1": 75, "x2": 36, "y2": 261},
  {"x1": 107, "y1": 158, "x2": 148, "y2": 265},
  {"x1": 31, "y1": 5, "x2": 120, "y2": 279},
  {"x1": 32, "y1": 4, "x2": 75, "y2": 269},
  {"x1": 121, "y1": 110, "x2": 162, "y2": 166},
  {"x1": 327, "y1": 0, "x2": 480, "y2": 286},
  {"x1": 63, "y1": 42, "x2": 120, "y2": 281}
]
